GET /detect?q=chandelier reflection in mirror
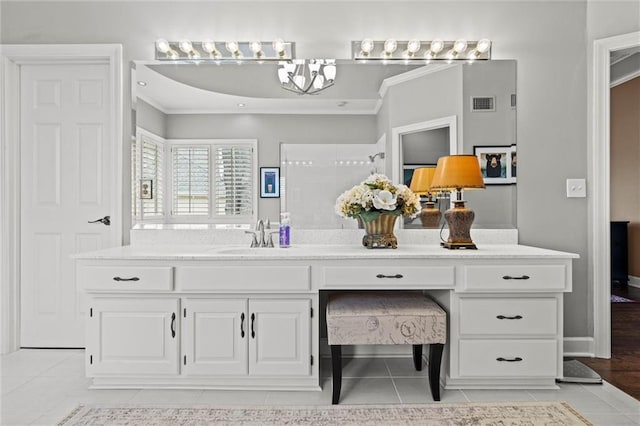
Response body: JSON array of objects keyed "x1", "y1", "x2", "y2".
[{"x1": 277, "y1": 59, "x2": 337, "y2": 95}]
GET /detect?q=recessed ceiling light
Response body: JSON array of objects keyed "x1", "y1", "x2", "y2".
[
  {"x1": 237, "y1": 103, "x2": 246, "y2": 107},
  {"x1": 137, "y1": 81, "x2": 147, "y2": 86}
]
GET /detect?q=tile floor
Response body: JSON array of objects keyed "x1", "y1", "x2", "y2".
[{"x1": 1, "y1": 349, "x2": 639, "y2": 425}]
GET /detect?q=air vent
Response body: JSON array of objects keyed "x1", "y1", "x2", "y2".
[{"x1": 471, "y1": 96, "x2": 495, "y2": 112}]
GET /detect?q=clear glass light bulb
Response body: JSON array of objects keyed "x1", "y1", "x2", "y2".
[
  {"x1": 156, "y1": 39, "x2": 170, "y2": 53},
  {"x1": 407, "y1": 39, "x2": 421, "y2": 54},
  {"x1": 446, "y1": 49, "x2": 457, "y2": 60},
  {"x1": 453, "y1": 39, "x2": 468, "y2": 53},
  {"x1": 225, "y1": 41, "x2": 239, "y2": 54},
  {"x1": 250, "y1": 41, "x2": 262, "y2": 54},
  {"x1": 201, "y1": 39, "x2": 216, "y2": 53},
  {"x1": 383, "y1": 39, "x2": 397, "y2": 54},
  {"x1": 430, "y1": 39, "x2": 444, "y2": 53},
  {"x1": 178, "y1": 39, "x2": 193, "y2": 53},
  {"x1": 476, "y1": 39, "x2": 491, "y2": 53},
  {"x1": 308, "y1": 61, "x2": 321, "y2": 74},
  {"x1": 272, "y1": 39, "x2": 286, "y2": 54},
  {"x1": 360, "y1": 38, "x2": 375, "y2": 54},
  {"x1": 190, "y1": 51, "x2": 201, "y2": 60}
]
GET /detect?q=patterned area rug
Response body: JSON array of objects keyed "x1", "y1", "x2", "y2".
[{"x1": 59, "y1": 401, "x2": 592, "y2": 425}]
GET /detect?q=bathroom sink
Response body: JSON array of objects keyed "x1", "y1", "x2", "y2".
[{"x1": 209, "y1": 245, "x2": 320, "y2": 256}]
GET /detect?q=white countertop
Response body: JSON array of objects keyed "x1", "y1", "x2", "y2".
[{"x1": 73, "y1": 243, "x2": 579, "y2": 261}]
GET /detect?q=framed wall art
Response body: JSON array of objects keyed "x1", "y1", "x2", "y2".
[
  {"x1": 260, "y1": 167, "x2": 280, "y2": 198},
  {"x1": 473, "y1": 146, "x2": 516, "y2": 185}
]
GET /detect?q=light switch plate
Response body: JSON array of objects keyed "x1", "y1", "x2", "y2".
[{"x1": 566, "y1": 178, "x2": 586, "y2": 198}]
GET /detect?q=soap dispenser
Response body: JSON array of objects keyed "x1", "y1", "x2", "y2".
[{"x1": 279, "y1": 212, "x2": 291, "y2": 248}]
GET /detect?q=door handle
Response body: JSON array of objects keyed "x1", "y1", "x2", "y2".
[
  {"x1": 251, "y1": 313, "x2": 255, "y2": 339},
  {"x1": 88, "y1": 215, "x2": 111, "y2": 226},
  {"x1": 496, "y1": 315, "x2": 523, "y2": 320},
  {"x1": 113, "y1": 276, "x2": 139, "y2": 282},
  {"x1": 502, "y1": 275, "x2": 530, "y2": 280},
  {"x1": 240, "y1": 312, "x2": 245, "y2": 338},
  {"x1": 376, "y1": 274, "x2": 403, "y2": 279},
  {"x1": 496, "y1": 357, "x2": 523, "y2": 362},
  {"x1": 170, "y1": 312, "x2": 176, "y2": 338}
]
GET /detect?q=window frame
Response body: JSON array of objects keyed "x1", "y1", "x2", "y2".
[
  {"x1": 167, "y1": 138, "x2": 258, "y2": 224},
  {"x1": 133, "y1": 128, "x2": 168, "y2": 224}
]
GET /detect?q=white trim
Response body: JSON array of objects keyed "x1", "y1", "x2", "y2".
[
  {"x1": 610, "y1": 69, "x2": 640, "y2": 88},
  {"x1": 591, "y1": 32, "x2": 640, "y2": 359},
  {"x1": 628, "y1": 275, "x2": 640, "y2": 288},
  {"x1": 563, "y1": 337, "x2": 595, "y2": 358},
  {"x1": 391, "y1": 116, "x2": 459, "y2": 186},
  {"x1": 379, "y1": 64, "x2": 458, "y2": 98},
  {"x1": 0, "y1": 44, "x2": 123, "y2": 354}
]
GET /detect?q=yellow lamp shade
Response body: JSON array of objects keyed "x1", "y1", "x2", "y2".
[
  {"x1": 430, "y1": 155, "x2": 485, "y2": 191},
  {"x1": 409, "y1": 167, "x2": 437, "y2": 195}
]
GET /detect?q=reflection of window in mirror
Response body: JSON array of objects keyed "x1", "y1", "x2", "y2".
[{"x1": 132, "y1": 130, "x2": 257, "y2": 224}]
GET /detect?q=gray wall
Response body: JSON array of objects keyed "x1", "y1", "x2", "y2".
[
  {"x1": 136, "y1": 99, "x2": 167, "y2": 138},
  {"x1": 166, "y1": 114, "x2": 377, "y2": 221},
  {"x1": 402, "y1": 128, "x2": 449, "y2": 165},
  {"x1": 3, "y1": 0, "x2": 637, "y2": 339}
]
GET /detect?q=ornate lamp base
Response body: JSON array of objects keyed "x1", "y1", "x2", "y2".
[
  {"x1": 442, "y1": 200, "x2": 477, "y2": 250},
  {"x1": 419, "y1": 201, "x2": 441, "y2": 228}
]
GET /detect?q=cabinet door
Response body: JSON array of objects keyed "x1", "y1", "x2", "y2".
[
  {"x1": 86, "y1": 298, "x2": 179, "y2": 376},
  {"x1": 248, "y1": 299, "x2": 311, "y2": 377},
  {"x1": 182, "y1": 298, "x2": 248, "y2": 376}
]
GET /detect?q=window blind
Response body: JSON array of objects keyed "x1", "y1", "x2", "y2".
[
  {"x1": 141, "y1": 135, "x2": 164, "y2": 217},
  {"x1": 172, "y1": 146, "x2": 210, "y2": 216},
  {"x1": 213, "y1": 146, "x2": 253, "y2": 217}
]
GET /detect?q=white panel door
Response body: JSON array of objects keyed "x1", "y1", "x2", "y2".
[
  {"x1": 86, "y1": 298, "x2": 180, "y2": 376},
  {"x1": 182, "y1": 298, "x2": 248, "y2": 376},
  {"x1": 248, "y1": 299, "x2": 311, "y2": 377},
  {"x1": 20, "y1": 63, "x2": 115, "y2": 347}
]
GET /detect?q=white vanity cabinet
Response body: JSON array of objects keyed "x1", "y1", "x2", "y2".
[
  {"x1": 86, "y1": 297, "x2": 180, "y2": 376},
  {"x1": 76, "y1": 244, "x2": 577, "y2": 391},
  {"x1": 181, "y1": 298, "x2": 311, "y2": 378}
]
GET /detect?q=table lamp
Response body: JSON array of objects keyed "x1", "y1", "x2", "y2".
[
  {"x1": 409, "y1": 167, "x2": 441, "y2": 228},
  {"x1": 430, "y1": 155, "x2": 485, "y2": 249}
]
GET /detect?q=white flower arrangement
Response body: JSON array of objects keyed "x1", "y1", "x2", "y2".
[{"x1": 335, "y1": 174, "x2": 422, "y2": 222}]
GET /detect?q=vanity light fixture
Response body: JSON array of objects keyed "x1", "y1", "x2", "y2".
[
  {"x1": 277, "y1": 59, "x2": 337, "y2": 95},
  {"x1": 155, "y1": 39, "x2": 294, "y2": 62},
  {"x1": 352, "y1": 39, "x2": 491, "y2": 61}
]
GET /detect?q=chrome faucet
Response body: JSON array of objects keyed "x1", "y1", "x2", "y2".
[{"x1": 245, "y1": 219, "x2": 276, "y2": 247}]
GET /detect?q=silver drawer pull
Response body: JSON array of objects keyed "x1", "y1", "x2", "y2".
[
  {"x1": 496, "y1": 357, "x2": 523, "y2": 362},
  {"x1": 376, "y1": 274, "x2": 403, "y2": 279},
  {"x1": 502, "y1": 275, "x2": 530, "y2": 280},
  {"x1": 496, "y1": 315, "x2": 523, "y2": 320},
  {"x1": 113, "y1": 276, "x2": 140, "y2": 282}
]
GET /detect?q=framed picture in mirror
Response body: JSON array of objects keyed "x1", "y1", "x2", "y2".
[
  {"x1": 473, "y1": 146, "x2": 515, "y2": 185},
  {"x1": 260, "y1": 167, "x2": 280, "y2": 198}
]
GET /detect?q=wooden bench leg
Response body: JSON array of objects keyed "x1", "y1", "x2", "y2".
[
  {"x1": 331, "y1": 345, "x2": 342, "y2": 404},
  {"x1": 412, "y1": 344, "x2": 423, "y2": 371},
  {"x1": 429, "y1": 343, "x2": 444, "y2": 401}
]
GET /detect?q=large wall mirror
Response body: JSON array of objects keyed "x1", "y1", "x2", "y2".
[{"x1": 132, "y1": 59, "x2": 516, "y2": 229}]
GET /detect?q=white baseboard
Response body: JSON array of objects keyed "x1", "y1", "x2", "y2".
[
  {"x1": 563, "y1": 337, "x2": 595, "y2": 358},
  {"x1": 629, "y1": 275, "x2": 640, "y2": 288}
]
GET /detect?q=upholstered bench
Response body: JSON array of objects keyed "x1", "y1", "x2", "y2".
[{"x1": 326, "y1": 292, "x2": 447, "y2": 404}]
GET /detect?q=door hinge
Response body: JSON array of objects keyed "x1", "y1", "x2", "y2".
[
  {"x1": 90, "y1": 355, "x2": 93, "y2": 365},
  {"x1": 184, "y1": 355, "x2": 186, "y2": 365},
  {"x1": 310, "y1": 355, "x2": 314, "y2": 366},
  {"x1": 89, "y1": 308, "x2": 93, "y2": 318},
  {"x1": 183, "y1": 308, "x2": 186, "y2": 318},
  {"x1": 310, "y1": 307, "x2": 313, "y2": 318}
]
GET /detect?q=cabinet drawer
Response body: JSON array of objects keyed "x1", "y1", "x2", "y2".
[
  {"x1": 459, "y1": 339, "x2": 557, "y2": 377},
  {"x1": 176, "y1": 266, "x2": 310, "y2": 291},
  {"x1": 79, "y1": 266, "x2": 173, "y2": 291},
  {"x1": 322, "y1": 265, "x2": 455, "y2": 288},
  {"x1": 459, "y1": 298, "x2": 558, "y2": 336},
  {"x1": 462, "y1": 265, "x2": 566, "y2": 291}
]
